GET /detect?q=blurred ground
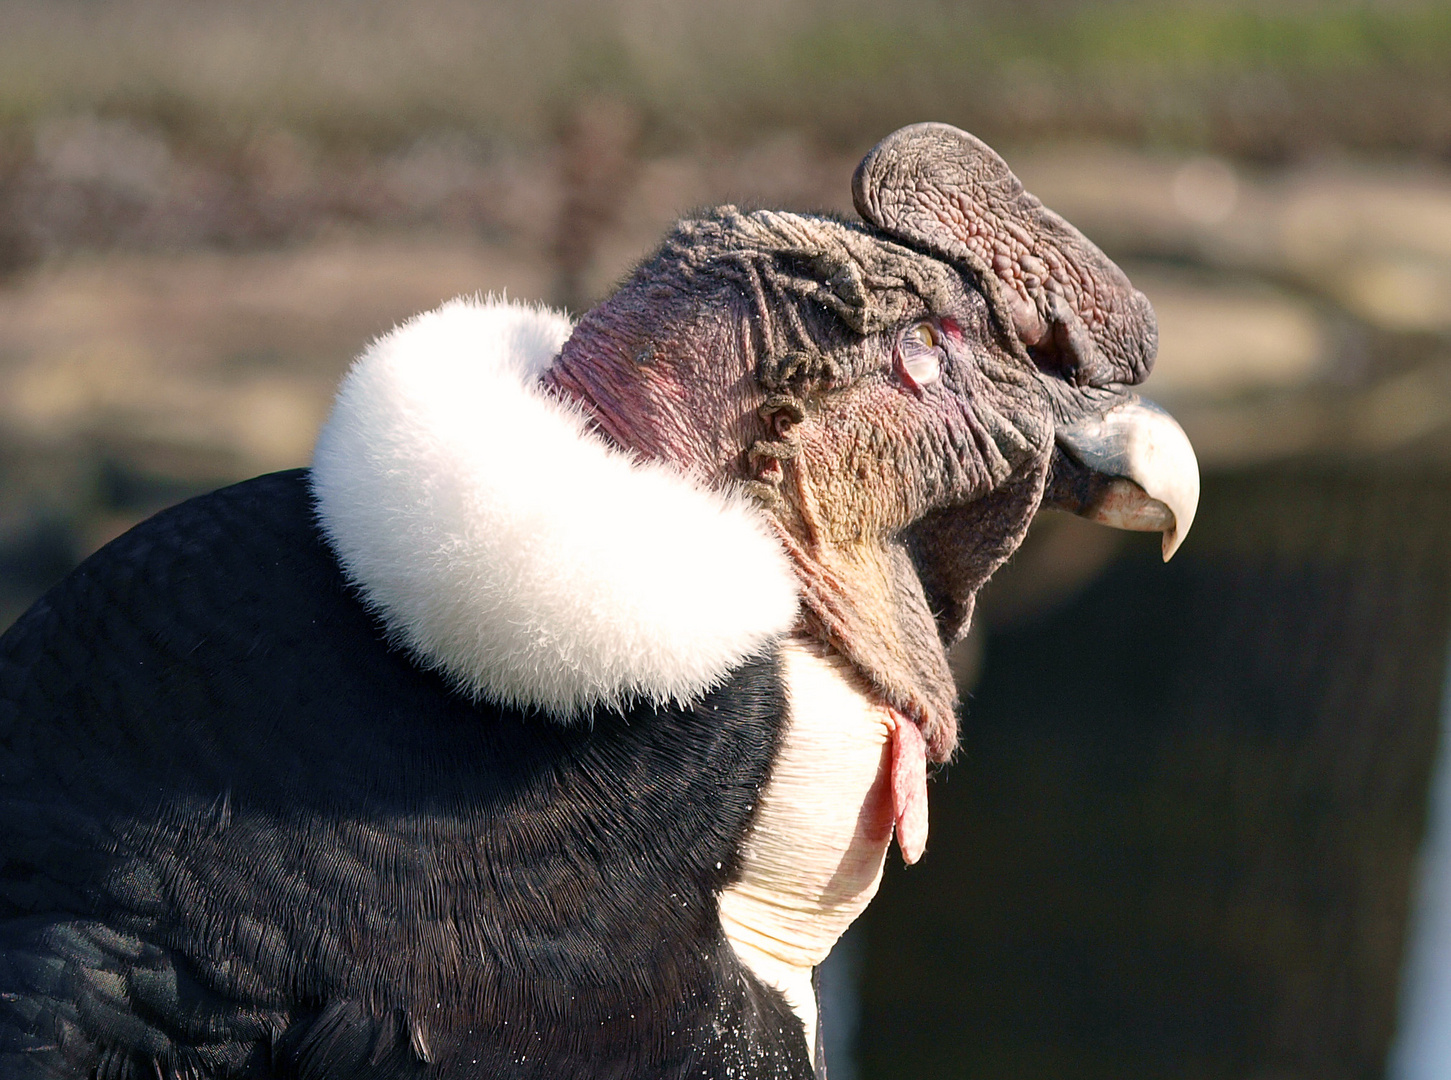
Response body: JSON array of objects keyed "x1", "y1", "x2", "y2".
[{"x1": 3, "y1": 2, "x2": 1451, "y2": 1078}]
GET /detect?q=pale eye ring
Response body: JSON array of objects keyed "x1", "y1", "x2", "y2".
[{"x1": 898, "y1": 321, "x2": 943, "y2": 388}]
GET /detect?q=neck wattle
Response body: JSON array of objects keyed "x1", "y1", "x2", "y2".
[{"x1": 769, "y1": 520, "x2": 960, "y2": 763}]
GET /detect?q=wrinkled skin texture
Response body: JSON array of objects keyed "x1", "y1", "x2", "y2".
[
  {"x1": 853, "y1": 123, "x2": 1157, "y2": 402},
  {"x1": 545, "y1": 124, "x2": 1158, "y2": 761}
]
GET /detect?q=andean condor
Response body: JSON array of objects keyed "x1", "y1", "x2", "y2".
[{"x1": 0, "y1": 124, "x2": 1198, "y2": 1079}]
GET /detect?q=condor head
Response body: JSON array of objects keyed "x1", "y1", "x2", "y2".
[{"x1": 543, "y1": 122, "x2": 1198, "y2": 768}]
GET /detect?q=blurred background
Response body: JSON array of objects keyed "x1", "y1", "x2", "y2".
[{"x1": 2, "y1": 1, "x2": 1450, "y2": 1077}]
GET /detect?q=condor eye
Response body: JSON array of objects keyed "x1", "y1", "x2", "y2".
[{"x1": 897, "y1": 321, "x2": 943, "y2": 388}]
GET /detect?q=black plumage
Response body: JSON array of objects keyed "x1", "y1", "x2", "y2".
[{"x1": 0, "y1": 471, "x2": 811, "y2": 1079}]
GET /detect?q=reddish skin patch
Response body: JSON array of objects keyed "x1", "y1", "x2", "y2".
[{"x1": 890, "y1": 712, "x2": 929, "y2": 864}]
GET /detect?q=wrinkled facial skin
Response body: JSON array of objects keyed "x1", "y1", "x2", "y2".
[
  {"x1": 545, "y1": 124, "x2": 1171, "y2": 762},
  {"x1": 783, "y1": 287, "x2": 1049, "y2": 547},
  {"x1": 760, "y1": 273, "x2": 1057, "y2": 759}
]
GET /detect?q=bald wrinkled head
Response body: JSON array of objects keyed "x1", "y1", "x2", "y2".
[{"x1": 544, "y1": 123, "x2": 1194, "y2": 761}]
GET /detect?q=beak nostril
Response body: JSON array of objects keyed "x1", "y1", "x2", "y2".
[
  {"x1": 1027, "y1": 293, "x2": 1116, "y2": 388},
  {"x1": 1028, "y1": 340, "x2": 1073, "y2": 382}
]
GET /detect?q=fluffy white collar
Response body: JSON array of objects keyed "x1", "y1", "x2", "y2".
[{"x1": 310, "y1": 297, "x2": 799, "y2": 717}]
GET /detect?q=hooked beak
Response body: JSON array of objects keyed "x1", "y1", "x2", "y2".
[{"x1": 1046, "y1": 398, "x2": 1201, "y2": 560}]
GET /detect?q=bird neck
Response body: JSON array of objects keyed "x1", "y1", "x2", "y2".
[
  {"x1": 718, "y1": 639, "x2": 901, "y2": 1065},
  {"x1": 539, "y1": 318, "x2": 757, "y2": 487},
  {"x1": 772, "y1": 517, "x2": 960, "y2": 763}
]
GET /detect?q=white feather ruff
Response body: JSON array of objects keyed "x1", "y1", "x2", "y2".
[{"x1": 310, "y1": 296, "x2": 799, "y2": 717}]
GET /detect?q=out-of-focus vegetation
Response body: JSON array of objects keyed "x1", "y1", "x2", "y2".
[
  {"x1": 0, "y1": 0, "x2": 1449, "y2": 156},
  {"x1": 3, "y1": 0, "x2": 1450, "y2": 277}
]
